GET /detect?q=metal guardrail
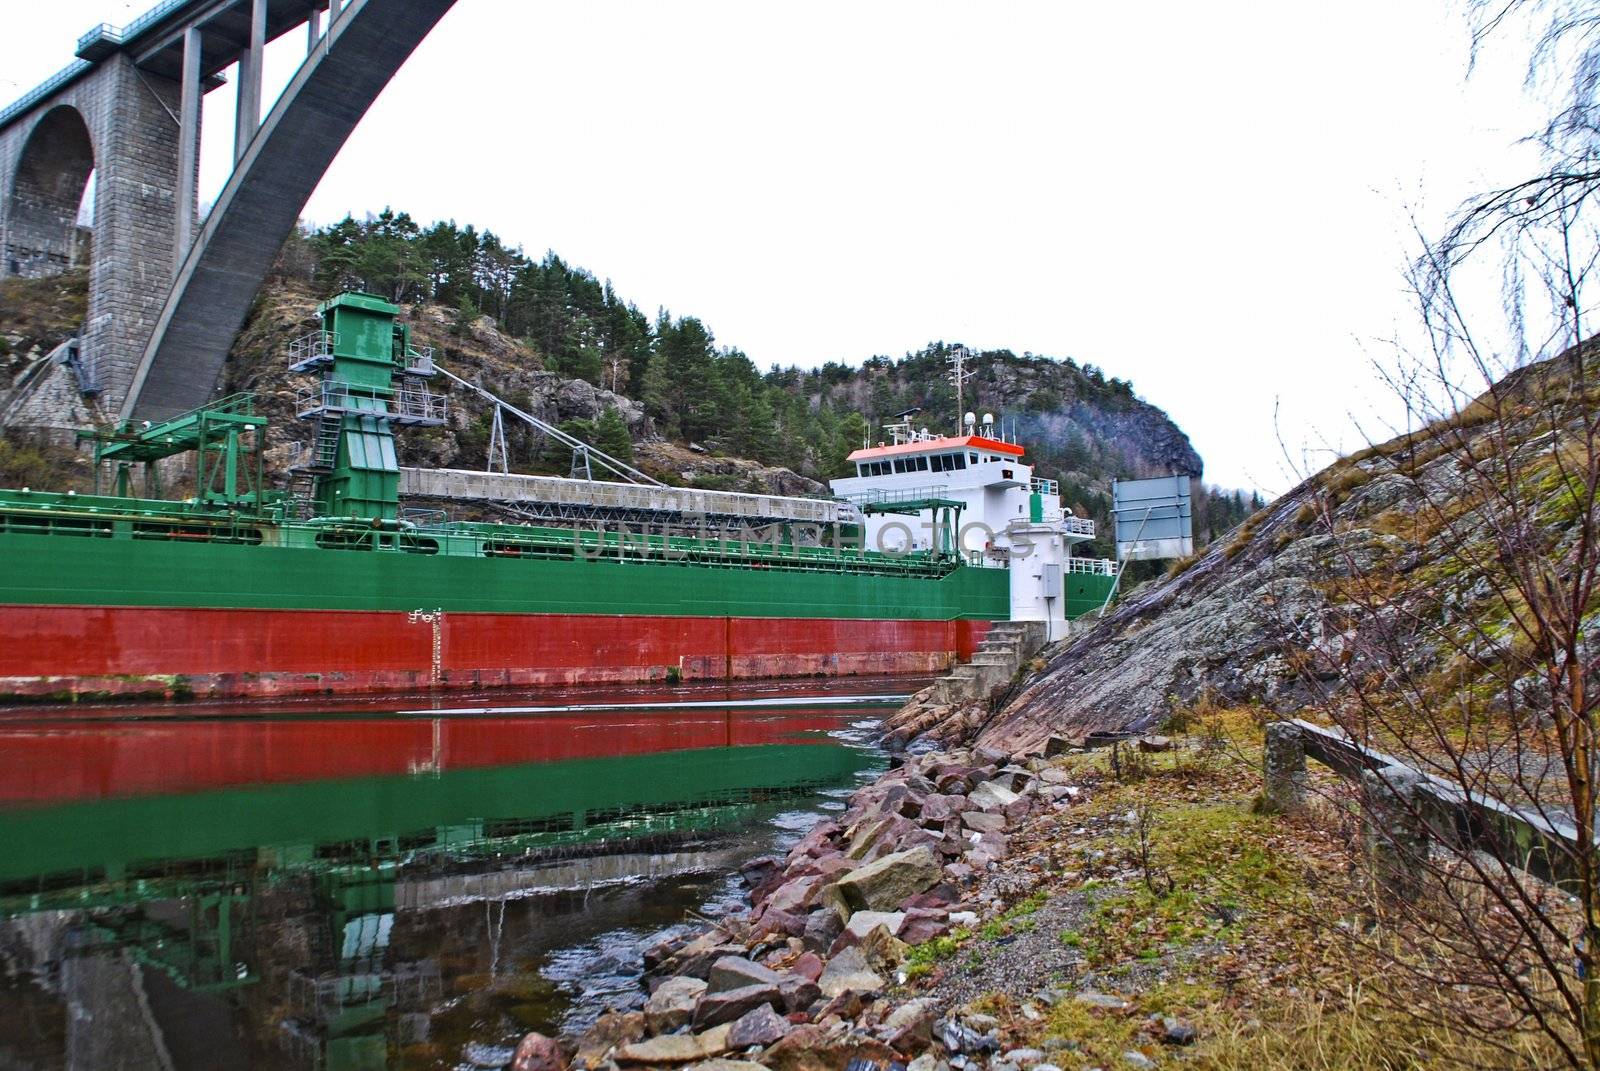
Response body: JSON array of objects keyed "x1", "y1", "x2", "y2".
[
  {"x1": 6, "y1": 1, "x2": 217, "y2": 130},
  {"x1": 1065, "y1": 557, "x2": 1117, "y2": 576},
  {"x1": 1267, "y1": 718, "x2": 1592, "y2": 890},
  {"x1": 295, "y1": 381, "x2": 447, "y2": 424},
  {"x1": 0, "y1": 61, "x2": 93, "y2": 130},
  {"x1": 287, "y1": 330, "x2": 338, "y2": 369},
  {"x1": 1061, "y1": 515, "x2": 1095, "y2": 537},
  {"x1": 402, "y1": 346, "x2": 436, "y2": 377},
  {"x1": 840, "y1": 485, "x2": 958, "y2": 506},
  {"x1": 77, "y1": 0, "x2": 194, "y2": 54}
]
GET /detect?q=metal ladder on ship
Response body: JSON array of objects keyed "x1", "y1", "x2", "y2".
[{"x1": 285, "y1": 412, "x2": 342, "y2": 520}]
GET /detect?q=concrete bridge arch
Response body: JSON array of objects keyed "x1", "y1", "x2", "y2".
[{"x1": 0, "y1": 0, "x2": 457, "y2": 422}]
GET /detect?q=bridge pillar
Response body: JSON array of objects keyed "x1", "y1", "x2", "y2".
[{"x1": 0, "y1": 55, "x2": 199, "y2": 411}]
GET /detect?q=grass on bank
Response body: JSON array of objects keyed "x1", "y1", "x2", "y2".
[{"x1": 901, "y1": 706, "x2": 1570, "y2": 1069}]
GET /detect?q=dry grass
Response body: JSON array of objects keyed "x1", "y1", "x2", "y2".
[{"x1": 1006, "y1": 707, "x2": 1571, "y2": 1070}]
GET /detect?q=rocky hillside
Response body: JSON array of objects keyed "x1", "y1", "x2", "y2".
[
  {"x1": 223, "y1": 281, "x2": 677, "y2": 488},
  {"x1": 0, "y1": 271, "x2": 88, "y2": 394},
  {"x1": 0, "y1": 261, "x2": 1215, "y2": 515},
  {"x1": 974, "y1": 349, "x2": 1598, "y2": 753}
]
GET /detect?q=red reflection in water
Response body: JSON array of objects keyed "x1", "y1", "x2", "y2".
[{"x1": 0, "y1": 708, "x2": 867, "y2": 807}]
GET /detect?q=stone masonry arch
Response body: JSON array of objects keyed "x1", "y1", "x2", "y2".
[
  {"x1": 5, "y1": 106, "x2": 96, "y2": 279},
  {"x1": 0, "y1": 53, "x2": 189, "y2": 405}
]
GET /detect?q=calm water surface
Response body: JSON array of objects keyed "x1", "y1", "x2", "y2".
[{"x1": 0, "y1": 677, "x2": 917, "y2": 1070}]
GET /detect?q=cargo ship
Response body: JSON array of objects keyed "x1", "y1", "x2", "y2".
[{"x1": 0, "y1": 293, "x2": 1117, "y2": 703}]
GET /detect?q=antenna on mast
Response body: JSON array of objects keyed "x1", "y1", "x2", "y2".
[{"x1": 947, "y1": 345, "x2": 976, "y2": 436}]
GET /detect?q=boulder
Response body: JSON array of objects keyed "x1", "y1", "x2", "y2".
[
  {"x1": 992, "y1": 766, "x2": 1035, "y2": 791},
  {"x1": 817, "y1": 946, "x2": 886, "y2": 997},
  {"x1": 513, "y1": 1032, "x2": 568, "y2": 1071},
  {"x1": 1039, "y1": 767, "x2": 1073, "y2": 785},
  {"x1": 728, "y1": 1003, "x2": 792, "y2": 1048},
  {"x1": 898, "y1": 908, "x2": 952, "y2": 944},
  {"x1": 1043, "y1": 734, "x2": 1080, "y2": 756},
  {"x1": 1002, "y1": 795, "x2": 1034, "y2": 822},
  {"x1": 937, "y1": 1018, "x2": 1000, "y2": 1055},
  {"x1": 756, "y1": 906, "x2": 809, "y2": 939},
  {"x1": 615, "y1": 1024, "x2": 733, "y2": 1065},
  {"x1": 968, "y1": 781, "x2": 1022, "y2": 812},
  {"x1": 786, "y1": 822, "x2": 841, "y2": 862},
  {"x1": 881, "y1": 998, "x2": 940, "y2": 1054},
  {"x1": 640, "y1": 930, "x2": 690, "y2": 970},
  {"x1": 841, "y1": 911, "x2": 905, "y2": 944},
  {"x1": 693, "y1": 983, "x2": 783, "y2": 1029},
  {"x1": 1138, "y1": 735, "x2": 1174, "y2": 753},
  {"x1": 790, "y1": 951, "x2": 825, "y2": 982},
  {"x1": 966, "y1": 830, "x2": 1009, "y2": 867},
  {"x1": 858, "y1": 925, "x2": 910, "y2": 971},
  {"x1": 831, "y1": 846, "x2": 943, "y2": 913},
  {"x1": 961, "y1": 811, "x2": 1006, "y2": 834},
  {"x1": 644, "y1": 975, "x2": 707, "y2": 1034},
  {"x1": 688, "y1": 1062, "x2": 770, "y2": 1071},
  {"x1": 816, "y1": 989, "x2": 869, "y2": 1021},
  {"x1": 763, "y1": 875, "x2": 823, "y2": 916},
  {"x1": 659, "y1": 933, "x2": 747, "y2": 979},
  {"x1": 1160, "y1": 1016, "x2": 1198, "y2": 1045},
  {"x1": 574, "y1": 1012, "x2": 644, "y2": 1067},
  {"x1": 802, "y1": 909, "x2": 843, "y2": 953},
  {"x1": 763, "y1": 1023, "x2": 899, "y2": 1071},
  {"x1": 740, "y1": 856, "x2": 782, "y2": 888},
  {"x1": 707, "y1": 956, "x2": 785, "y2": 995},
  {"x1": 845, "y1": 814, "x2": 930, "y2": 862},
  {"x1": 920, "y1": 794, "x2": 971, "y2": 823},
  {"x1": 902, "y1": 884, "x2": 960, "y2": 910},
  {"x1": 777, "y1": 974, "x2": 821, "y2": 1014}
]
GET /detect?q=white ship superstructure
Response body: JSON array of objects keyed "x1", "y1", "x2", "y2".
[{"x1": 829, "y1": 408, "x2": 1116, "y2": 640}]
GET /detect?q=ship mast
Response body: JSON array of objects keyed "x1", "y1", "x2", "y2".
[{"x1": 947, "y1": 345, "x2": 976, "y2": 436}]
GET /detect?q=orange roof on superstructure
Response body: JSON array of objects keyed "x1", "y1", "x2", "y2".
[{"x1": 847, "y1": 434, "x2": 1025, "y2": 462}]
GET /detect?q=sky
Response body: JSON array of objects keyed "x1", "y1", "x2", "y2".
[{"x1": 0, "y1": 1, "x2": 1558, "y2": 494}]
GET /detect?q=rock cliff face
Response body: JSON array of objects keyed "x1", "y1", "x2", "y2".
[
  {"x1": 816, "y1": 347, "x2": 1202, "y2": 486},
  {"x1": 975, "y1": 352, "x2": 1597, "y2": 754}
]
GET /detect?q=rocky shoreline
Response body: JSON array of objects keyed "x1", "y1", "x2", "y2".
[{"x1": 508, "y1": 726, "x2": 1161, "y2": 1071}]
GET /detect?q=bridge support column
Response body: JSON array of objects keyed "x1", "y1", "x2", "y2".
[
  {"x1": 235, "y1": 0, "x2": 268, "y2": 164},
  {"x1": 177, "y1": 29, "x2": 202, "y2": 265}
]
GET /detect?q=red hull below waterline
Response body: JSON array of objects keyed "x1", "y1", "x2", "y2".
[{"x1": 0, "y1": 605, "x2": 990, "y2": 703}]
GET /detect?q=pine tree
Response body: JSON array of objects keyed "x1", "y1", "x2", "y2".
[
  {"x1": 641, "y1": 350, "x2": 676, "y2": 437},
  {"x1": 593, "y1": 407, "x2": 634, "y2": 463}
]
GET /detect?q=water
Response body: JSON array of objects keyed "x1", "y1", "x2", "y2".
[{"x1": 0, "y1": 677, "x2": 915, "y2": 1070}]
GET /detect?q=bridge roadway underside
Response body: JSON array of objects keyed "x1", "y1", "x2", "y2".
[{"x1": 124, "y1": 0, "x2": 458, "y2": 423}]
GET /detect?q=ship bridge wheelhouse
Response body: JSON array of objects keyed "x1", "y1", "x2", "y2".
[{"x1": 829, "y1": 432, "x2": 1090, "y2": 560}]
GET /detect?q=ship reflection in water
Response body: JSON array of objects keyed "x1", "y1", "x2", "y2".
[{"x1": 0, "y1": 678, "x2": 911, "y2": 1071}]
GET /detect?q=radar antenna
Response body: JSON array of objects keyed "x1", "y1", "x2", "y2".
[{"x1": 947, "y1": 345, "x2": 976, "y2": 436}]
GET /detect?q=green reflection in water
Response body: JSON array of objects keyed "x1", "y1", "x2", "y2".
[{"x1": 0, "y1": 740, "x2": 877, "y2": 1070}]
